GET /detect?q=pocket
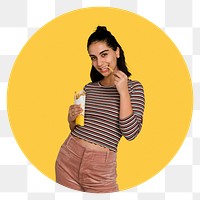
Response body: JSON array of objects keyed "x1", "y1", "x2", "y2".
[
  {"x1": 61, "y1": 135, "x2": 71, "y2": 147},
  {"x1": 83, "y1": 161, "x2": 117, "y2": 183},
  {"x1": 60, "y1": 136, "x2": 79, "y2": 158},
  {"x1": 56, "y1": 145, "x2": 71, "y2": 165}
]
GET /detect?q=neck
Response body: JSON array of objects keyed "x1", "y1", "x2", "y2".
[{"x1": 100, "y1": 74, "x2": 115, "y2": 86}]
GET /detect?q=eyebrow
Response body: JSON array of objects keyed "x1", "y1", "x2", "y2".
[{"x1": 89, "y1": 49, "x2": 109, "y2": 57}]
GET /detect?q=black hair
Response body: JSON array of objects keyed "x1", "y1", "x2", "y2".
[{"x1": 87, "y1": 26, "x2": 131, "y2": 82}]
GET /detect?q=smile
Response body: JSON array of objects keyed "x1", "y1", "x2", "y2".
[{"x1": 99, "y1": 67, "x2": 109, "y2": 73}]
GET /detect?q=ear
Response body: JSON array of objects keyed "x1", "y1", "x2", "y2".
[{"x1": 116, "y1": 47, "x2": 120, "y2": 58}]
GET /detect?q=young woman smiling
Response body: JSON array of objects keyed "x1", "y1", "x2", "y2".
[{"x1": 55, "y1": 26, "x2": 145, "y2": 193}]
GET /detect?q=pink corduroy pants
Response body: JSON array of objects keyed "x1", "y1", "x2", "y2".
[{"x1": 55, "y1": 134, "x2": 118, "y2": 193}]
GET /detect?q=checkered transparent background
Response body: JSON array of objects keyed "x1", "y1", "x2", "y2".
[{"x1": 0, "y1": 0, "x2": 200, "y2": 199}]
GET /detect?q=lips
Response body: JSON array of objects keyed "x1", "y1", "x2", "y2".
[{"x1": 99, "y1": 66, "x2": 109, "y2": 73}]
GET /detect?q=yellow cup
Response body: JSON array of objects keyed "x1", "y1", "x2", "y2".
[{"x1": 76, "y1": 114, "x2": 84, "y2": 126}]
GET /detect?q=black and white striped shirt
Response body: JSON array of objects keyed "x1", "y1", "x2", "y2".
[{"x1": 71, "y1": 79, "x2": 145, "y2": 152}]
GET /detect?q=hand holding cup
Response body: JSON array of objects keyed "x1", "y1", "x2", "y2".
[{"x1": 68, "y1": 104, "x2": 83, "y2": 123}]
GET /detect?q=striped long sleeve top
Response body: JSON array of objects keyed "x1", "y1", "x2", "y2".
[{"x1": 71, "y1": 79, "x2": 145, "y2": 152}]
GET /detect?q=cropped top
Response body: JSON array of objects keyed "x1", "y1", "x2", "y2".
[{"x1": 71, "y1": 79, "x2": 145, "y2": 152}]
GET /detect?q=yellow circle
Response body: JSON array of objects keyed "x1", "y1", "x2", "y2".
[{"x1": 7, "y1": 7, "x2": 193, "y2": 191}]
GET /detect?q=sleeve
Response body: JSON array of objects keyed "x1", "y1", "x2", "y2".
[
  {"x1": 83, "y1": 83, "x2": 89, "y2": 92},
  {"x1": 83, "y1": 84, "x2": 87, "y2": 92},
  {"x1": 119, "y1": 81, "x2": 145, "y2": 141}
]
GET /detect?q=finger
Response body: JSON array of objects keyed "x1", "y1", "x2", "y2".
[
  {"x1": 113, "y1": 73, "x2": 120, "y2": 78},
  {"x1": 74, "y1": 106, "x2": 83, "y2": 113},
  {"x1": 114, "y1": 75, "x2": 120, "y2": 82},
  {"x1": 117, "y1": 70, "x2": 127, "y2": 76},
  {"x1": 68, "y1": 104, "x2": 83, "y2": 122},
  {"x1": 115, "y1": 70, "x2": 127, "y2": 79},
  {"x1": 114, "y1": 80, "x2": 118, "y2": 86},
  {"x1": 71, "y1": 106, "x2": 83, "y2": 115},
  {"x1": 69, "y1": 105, "x2": 74, "y2": 111},
  {"x1": 74, "y1": 109, "x2": 83, "y2": 115},
  {"x1": 69, "y1": 105, "x2": 81, "y2": 113},
  {"x1": 113, "y1": 71, "x2": 123, "y2": 79},
  {"x1": 70, "y1": 112, "x2": 78, "y2": 120},
  {"x1": 72, "y1": 104, "x2": 81, "y2": 109}
]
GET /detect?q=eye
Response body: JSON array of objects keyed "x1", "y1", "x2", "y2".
[
  {"x1": 90, "y1": 56, "x2": 96, "y2": 61},
  {"x1": 101, "y1": 53, "x2": 107, "y2": 57}
]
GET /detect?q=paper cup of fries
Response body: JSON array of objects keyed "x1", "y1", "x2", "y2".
[{"x1": 74, "y1": 90, "x2": 86, "y2": 126}]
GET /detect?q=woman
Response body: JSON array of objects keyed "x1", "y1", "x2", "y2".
[{"x1": 55, "y1": 26, "x2": 145, "y2": 193}]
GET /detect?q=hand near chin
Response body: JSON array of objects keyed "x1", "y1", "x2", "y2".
[{"x1": 113, "y1": 70, "x2": 129, "y2": 96}]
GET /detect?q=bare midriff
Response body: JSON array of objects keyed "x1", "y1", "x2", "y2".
[{"x1": 71, "y1": 134, "x2": 110, "y2": 152}]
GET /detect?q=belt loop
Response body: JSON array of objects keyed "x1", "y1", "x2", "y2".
[
  {"x1": 105, "y1": 151, "x2": 109, "y2": 163},
  {"x1": 63, "y1": 134, "x2": 72, "y2": 147},
  {"x1": 66, "y1": 134, "x2": 72, "y2": 146}
]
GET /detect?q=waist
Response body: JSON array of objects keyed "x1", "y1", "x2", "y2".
[
  {"x1": 71, "y1": 126, "x2": 121, "y2": 152},
  {"x1": 63, "y1": 134, "x2": 116, "y2": 163},
  {"x1": 71, "y1": 134, "x2": 110, "y2": 152}
]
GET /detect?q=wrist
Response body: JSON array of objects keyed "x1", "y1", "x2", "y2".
[
  {"x1": 69, "y1": 121, "x2": 76, "y2": 131},
  {"x1": 119, "y1": 88, "x2": 129, "y2": 97}
]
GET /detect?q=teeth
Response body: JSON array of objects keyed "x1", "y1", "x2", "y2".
[{"x1": 100, "y1": 67, "x2": 107, "y2": 71}]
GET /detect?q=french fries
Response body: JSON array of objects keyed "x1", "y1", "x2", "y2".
[{"x1": 107, "y1": 66, "x2": 114, "y2": 73}]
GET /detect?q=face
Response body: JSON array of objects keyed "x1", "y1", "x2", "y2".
[{"x1": 88, "y1": 41, "x2": 120, "y2": 76}]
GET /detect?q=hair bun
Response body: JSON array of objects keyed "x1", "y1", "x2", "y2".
[{"x1": 96, "y1": 26, "x2": 107, "y2": 33}]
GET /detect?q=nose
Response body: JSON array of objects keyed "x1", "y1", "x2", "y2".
[{"x1": 97, "y1": 57, "x2": 103, "y2": 67}]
